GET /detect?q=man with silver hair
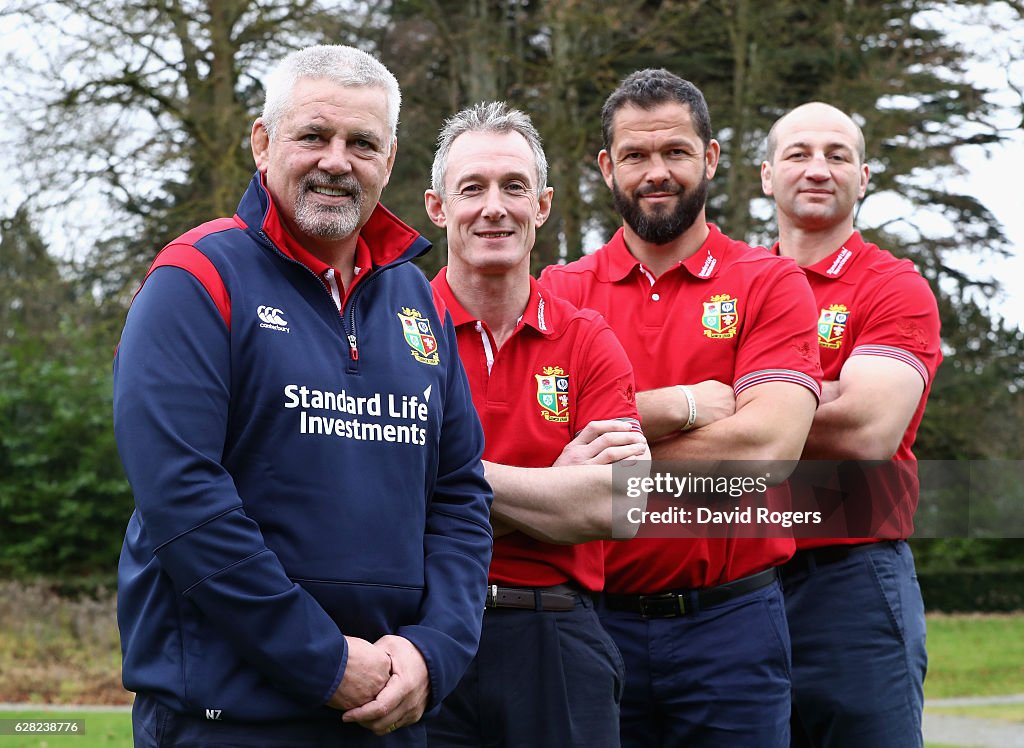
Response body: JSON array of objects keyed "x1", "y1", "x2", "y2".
[
  {"x1": 423, "y1": 101, "x2": 649, "y2": 747},
  {"x1": 114, "y1": 45, "x2": 493, "y2": 746}
]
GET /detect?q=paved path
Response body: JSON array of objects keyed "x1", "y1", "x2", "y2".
[{"x1": 924, "y1": 694, "x2": 1024, "y2": 747}]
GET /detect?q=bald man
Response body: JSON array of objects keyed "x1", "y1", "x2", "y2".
[{"x1": 761, "y1": 102, "x2": 942, "y2": 748}]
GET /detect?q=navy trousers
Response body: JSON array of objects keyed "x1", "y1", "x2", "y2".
[
  {"x1": 427, "y1": 593, "x2": 624, "y2": 748},
  {"x1": 599, "y1": 579, "x2": 792, "y2": 748},
  {"x1": 784, "y1": 540, "x2": 927, "y2": 748}
]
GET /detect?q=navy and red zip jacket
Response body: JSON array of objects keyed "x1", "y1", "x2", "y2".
[{"x1": 114, "y1": 173, "x2": 493, "y2": 723}]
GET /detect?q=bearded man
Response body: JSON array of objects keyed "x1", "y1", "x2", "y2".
[{"x1": 541, "y1": 69, "x2": 822, "y2": 748}]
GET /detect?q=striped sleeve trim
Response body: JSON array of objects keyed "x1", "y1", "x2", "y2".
[
  {"x1": 734, "y1": 369, "x2": 822, "y2": 399},
  {"x1": 849, "y1": 344, "x2": 929, "y2": 385}
]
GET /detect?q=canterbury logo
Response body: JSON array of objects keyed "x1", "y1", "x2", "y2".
[
  {"x1": 258, "y1": 306, "x2": 287, "y2": 325},
  {"x1": 258, "y1": 305, "x2": 290, "y2": 333}
]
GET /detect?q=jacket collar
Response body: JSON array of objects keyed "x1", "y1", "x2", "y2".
[{"x1": 234, "y1": 172, "x2": 431, "y2": 269}]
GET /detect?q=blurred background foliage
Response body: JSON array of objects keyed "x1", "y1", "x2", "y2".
[{"x1": 0, "y1": 0, "x2": 1021, "y2": 597}]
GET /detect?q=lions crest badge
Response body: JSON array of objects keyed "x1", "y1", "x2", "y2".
[
  {"x1": 818, "y1": 304, "x2": 850, "y2": 350},
  {"x1": 702, "y1": 294, "x2": 740, "y2": 339},
  {"x1": 536, "y1": 366, "x2": 570, "y2": 423},
  {"x1": 398, "y1": 307, "x2": 440, "y2": 365}
]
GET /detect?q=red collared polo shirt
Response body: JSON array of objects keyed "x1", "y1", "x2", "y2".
[
  {"x1": 541, "y1": 223, "x2": 822, "y2": 592},
  {"x1": 432, "y1": 269, "x2": 640, "y2": 591},
  {"x1": 774, "y1": 232, "x2": 942, "y2": 549}
]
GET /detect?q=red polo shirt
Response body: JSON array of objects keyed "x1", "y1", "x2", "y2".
[
  {"x1": 541, "y1": 223, "x2": 822, "y2": 592},
  {"x1": 774, "y1": 232, "x2": 942, "y2": 549},
  {"x1": 432, "y1": 269, "x2": 641, "y2": 591}
]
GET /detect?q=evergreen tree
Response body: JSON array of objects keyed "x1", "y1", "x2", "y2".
[{"x1": 0, "y1": 208, "x2": 131, "y2": 577}]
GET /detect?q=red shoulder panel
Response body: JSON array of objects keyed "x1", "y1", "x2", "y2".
[{"x1": 134, "y1": 243, "x2": 231, "y2": 329}]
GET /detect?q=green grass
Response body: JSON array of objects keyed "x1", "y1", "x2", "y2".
[
  {"x1": 1, "y1": 584, "x2": 1022, "y2": 747},
  {"x1": 0, "y1": 711, "x2": 131, "y2": 747},
  {"x1": 922, "y1": 614, "x2": 1024, "y2": 748},
  {"x1": 925, "y1": 613, "x2": 1024, "y2": 699}
]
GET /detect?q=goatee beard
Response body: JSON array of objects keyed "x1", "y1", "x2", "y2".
[
  {"x1": 294, "y1": 171, "x2": 364, "y2": 239},
  {"x1": 612, "y1": 175, "x2": 709, "y2": 245}
]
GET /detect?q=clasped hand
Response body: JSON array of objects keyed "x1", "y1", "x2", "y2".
[{"x1": 328, "y1": 634, "x2": 430, "y2": 736}]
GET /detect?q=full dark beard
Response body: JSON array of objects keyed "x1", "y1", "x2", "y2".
[{"x1": 612, "y1": 175, "x2": 709, "y2": 245}]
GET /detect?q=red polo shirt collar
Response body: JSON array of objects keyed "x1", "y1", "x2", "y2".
[
  {"x1": 433, "y1": 268, "x2": 560, "y2": 337},
  {"x1": 770, "y1": 231, "x2": 865, "y2": 279},
  {"x1": 602, "y1": 223, "x2": 729, "y2": 281}
]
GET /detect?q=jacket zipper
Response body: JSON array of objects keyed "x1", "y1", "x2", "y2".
[
  {"x1": 257, "y1": 230, "x2": 390, "y2": 371},
  {"x1": 344, "y1": 270, "x2": 384, "y2": 367}
]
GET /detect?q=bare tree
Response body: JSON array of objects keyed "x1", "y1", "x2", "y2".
[{"x1": 1, "y1": 0, "x2": 385, "y2": 297}]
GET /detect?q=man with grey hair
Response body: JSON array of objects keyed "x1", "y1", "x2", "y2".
[
  {"x1": 114, "y1": 45, "x2": 493, "y2": 747},
  {"x1": 423, "y1": 101, "x2": 649, "y2": 747}
]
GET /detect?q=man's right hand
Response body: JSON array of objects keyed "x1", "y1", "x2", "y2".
[
  {"x1": 553, "y1": 419, "x2": 648, "y2": 466},
  {"x1": 326, "y1": 636, "x2": 392, "y2": 711}
]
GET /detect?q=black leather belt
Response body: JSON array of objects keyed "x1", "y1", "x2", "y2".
[
  {"x1": 781, "y1": 541, "x2": 894, "y2": 578},
  {"x1": 485, "y1": 584, "x2": 581, "y2": 612},
  {"x1": 602, "y1": 567, "x2": 778, "y2": 619}
]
